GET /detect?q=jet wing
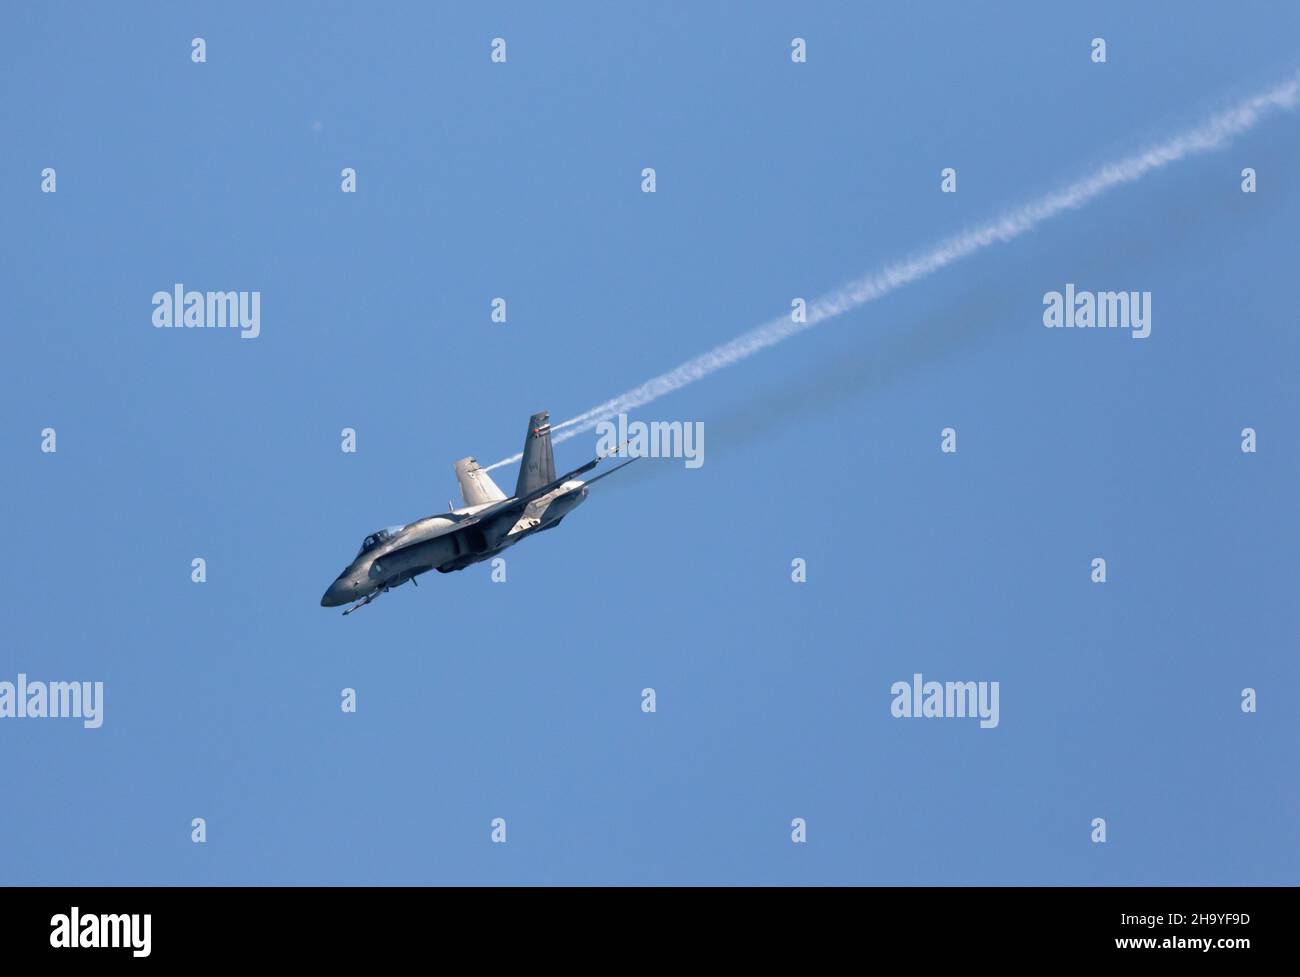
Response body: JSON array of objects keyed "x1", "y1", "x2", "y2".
[
  {"x1": 377, "y1": 511, "x2": 485, "y2": 555},
  {"x1": 508, "y1": 454, "x2": 602, "y2": 505},
  {"x1": 582, "y1": 456, "x2": 637, "y2": 485},
  {"x1": 381, "y1": 454, "x2": 606, "y2": 560},
  {"x1": 457, "y1": 453, "x2": 602, "y2": 525}
]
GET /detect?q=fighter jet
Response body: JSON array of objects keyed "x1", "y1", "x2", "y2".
[{"x1": 321, "y1": 411, "x2": 635, "y2": 614}]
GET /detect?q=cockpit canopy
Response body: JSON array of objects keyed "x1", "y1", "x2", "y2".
[{"x1": 357, "y1": 525, "x2": 404, "y2": 557}]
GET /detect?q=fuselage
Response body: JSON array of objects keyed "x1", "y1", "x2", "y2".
[{"x1": 321, "y1": 479, "x2": 588, "y2": 607}]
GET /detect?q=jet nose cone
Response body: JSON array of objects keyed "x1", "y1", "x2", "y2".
[{"x1": 321, "y1": 580, "x2": 351, "y2": 607}]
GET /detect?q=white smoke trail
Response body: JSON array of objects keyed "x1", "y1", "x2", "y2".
[{"x1": 483, "y1": 72, "x2": 1300, "y2": 473}]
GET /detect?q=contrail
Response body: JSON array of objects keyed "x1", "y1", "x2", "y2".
[{"x1": 484, "y1": 71, "x2": 1300, "y2": 472}]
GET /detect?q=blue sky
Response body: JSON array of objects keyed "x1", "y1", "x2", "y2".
[{"x1": 2, "y1": 1, "x2": 1297, "y2": 884}]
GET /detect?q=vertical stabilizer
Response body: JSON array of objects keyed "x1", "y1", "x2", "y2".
[
  {"x1": 455, "y1": 457, "x2": 507, "y2": 507},
  {"x1": 515, "y1": 411, "x2": 556, "y2": 497}
]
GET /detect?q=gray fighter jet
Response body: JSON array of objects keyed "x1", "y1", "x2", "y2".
[{"x1": 321, "y1": 411, "x2": 635, "y2": 614}]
